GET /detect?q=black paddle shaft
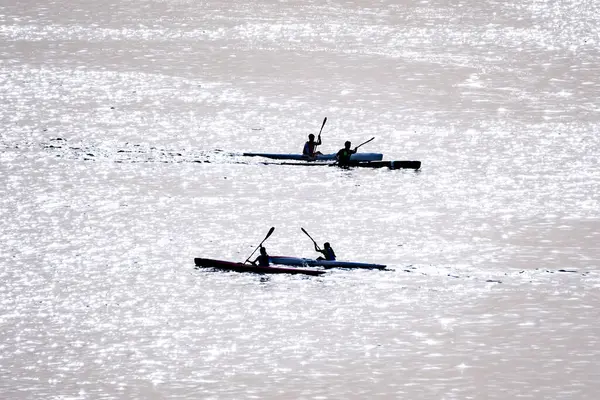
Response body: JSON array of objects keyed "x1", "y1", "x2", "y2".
[
  {"x1": 301, "y1": 227, "x2": 320, "y2": 250},
  {"x1": 244, "y1": 227, "x2": 275, "y2": 264},
  {"x1": 318, "y1": 117, "x2": 327, "y2": 137},
  {"x1": 355, "y1": 137, "x2": 374, "y2": 150}
]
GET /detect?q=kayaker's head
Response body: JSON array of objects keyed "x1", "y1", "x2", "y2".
[
  {"x1": 259, "y1": 246, "x2": 267, "y2": 255},
  {"x1": 308, "y1": 134, "x2": 315, "y2": 142},
  {"x1": 344, "y1": 141, "x2": 351, "y2": 149},
  {"x1": 324, "y1": 242, "x2": 331, "y2": 249}
]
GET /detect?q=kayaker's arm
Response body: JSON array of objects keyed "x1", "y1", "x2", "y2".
[{"x1": 250, "y1": 256, "x2": 261, "y2": 266}]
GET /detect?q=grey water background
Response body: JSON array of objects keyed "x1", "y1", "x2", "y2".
[{"x1": 1, "y1": 0, "x2": 599, "y2": 398}]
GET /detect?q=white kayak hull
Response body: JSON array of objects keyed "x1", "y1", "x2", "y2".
[
  {"x1": 270, "y1": 256, "x2": 387, "y2": 270},
  {"x1": 243, "y1": 152, "x2": 383, "y2": 162}
]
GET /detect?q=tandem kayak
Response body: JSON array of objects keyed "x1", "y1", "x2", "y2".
[
  {"x1": 194, "y1": 258, "x2": 326, "y2": 276},
  {"x1": 255, "y1": 160, "x2": 421, "y2": 170},
  {"x1": 243, "y1": 152, "x2": 383, "y2": 162},
  {"x1": 270, "y1": 256, "x2": 387, "y2": 270}
]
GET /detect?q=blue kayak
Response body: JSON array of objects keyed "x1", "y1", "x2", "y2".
[
  {"x1": 243, "y1": 152, "x2": 383, "y2": 162},
  {"x1": 270, "y1": 256, "x2": 387, "y2": 270}
]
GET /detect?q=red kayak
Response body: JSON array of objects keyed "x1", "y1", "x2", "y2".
[{"x1": 194, "y1": 258, "x2": 326, "y2": 276}]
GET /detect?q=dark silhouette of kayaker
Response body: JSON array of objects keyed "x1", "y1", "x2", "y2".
[
  {"x1": 303, "y1": 134, "x2": 322, "y2": 158},
  {"x1": 251, "y1": 246, "x2": 270, "y2": 267},
  {"x1": 315, "y1": 242, "x2": 336, "y2": 261},
  {"x1": 336, "y1": 141, "x2": 357, "y2": 167}
]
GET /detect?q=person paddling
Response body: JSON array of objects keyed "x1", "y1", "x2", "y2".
[
  {"x1": 302, "y1": 134, "x2": 322, "y2": 158},
  {"x1": 336, "y1": 141, "x2": 357, "y2": 167},
  {"x1": 251, "y1": 246, "x2": 270, "y2": 267},
  {"x1": 315, "y1": 242, "x2": 336, "y2": 261}
]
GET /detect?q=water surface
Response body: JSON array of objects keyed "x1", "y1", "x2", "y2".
[{"x1": 1, "y1": 0, "x2": 599, "y2": 398}]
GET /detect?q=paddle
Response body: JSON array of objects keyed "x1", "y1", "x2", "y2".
[
  {"x1": 301, "y1": 227, "x2": 320, "y2": 250},
  {"x1": 313, "y1": 117, "x2": 327, "y2": 155},
  {"x1": 244, "y1": 227, "x2": 275, "y2": 264},
  {"x1": 355, "y1": 136, "x2": 375, "y2": 150},
  {"x1": 318, "y1": 117, "x2": 327, "y2": 138},
  {"x1": 331, "y1": 137, "x2": 375, "y2": 167}
]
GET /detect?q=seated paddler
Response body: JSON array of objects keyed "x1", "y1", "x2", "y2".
[
  {"x1": 302, "y1": 134, "x2": 322, "y2": 158},
  {"x1": 336, "y1": 141, "x2": 357, "y2": 167},
  {"x1": 251, "y1": 246, "x2": 270, "y2": 267},
  {"x1": 315, "y1": 242, "x2": 336, "y2": 261}
]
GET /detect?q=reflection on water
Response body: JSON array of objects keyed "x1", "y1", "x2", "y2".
[{"x1": 1, "y1": 0, "x2": 599, "y2": 398}]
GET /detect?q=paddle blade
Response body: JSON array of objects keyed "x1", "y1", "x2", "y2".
[
  {"x1": 301, "y1": 227, "x2": 318, "y2": 247},
  {"x1": 264, "y1": 226, "x2": 275, "y2": 241},
  {"x1": 318, "y1": 117, "x2": 327, "y2": 135}
]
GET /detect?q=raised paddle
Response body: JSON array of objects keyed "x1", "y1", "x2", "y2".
[
  {"x1": 301, "y1": 227, "x2": 321, "y2": 250},
  {"x1": 330, "y1": 137, "x2": 375, "y2": 167},
  {"x1": 244, "y1": 227, "x2": 275, "y2": 264},
  {"x1": 355, "y1": 136, "x2": 375, "y2": 150},
  {"x1": 315, "y1": 117, "x2": 327, "y2": 153},
  {"x1": 304, "y1": 117, "x2": 327, "y2": 160},
  {"x1": 318, "y1": 117, "x2": 327, "y2": 138}
]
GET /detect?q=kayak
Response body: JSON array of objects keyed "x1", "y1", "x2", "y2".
[
  {"x1": 270, "y1": 256, "x2": 387, "y2": 270},
  {"x1": 194, "y1": 257, "x2": 326, "y2": 276},
  {"x1": 257, "y1": 160, "x2": 421, "y2": 170},
  {"x1": 345, "y1": 160, "x2": 421, "y2": 170},
  {"x1": 243, "y1": 152, "x2": 383, "y2": 162}
]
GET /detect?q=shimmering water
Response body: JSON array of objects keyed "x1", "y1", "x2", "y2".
[{"x1": 1, "y1": 0, "x2": 599, "y2": 398}]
